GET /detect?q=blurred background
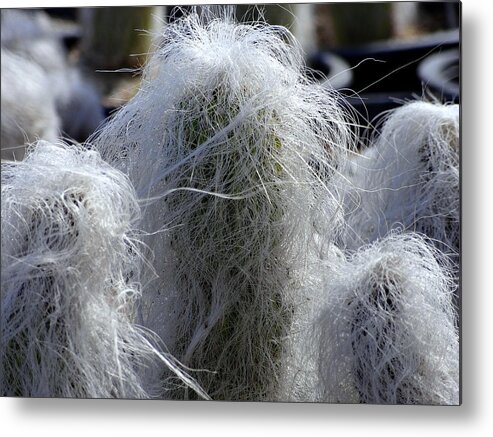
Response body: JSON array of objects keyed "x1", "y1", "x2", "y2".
[{"x1": 1, "y1": 2, "x2": 460, "y2": 160}]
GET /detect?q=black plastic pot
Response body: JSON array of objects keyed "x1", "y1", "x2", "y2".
[
  {"x1": 342, "y1": 91, "x2": 415, "y2": 124},
  {"x1": 308, "y1": 51, "x2": 353, "y2": 90},
  {"x1": 310, "y1": 30, "x2": 459, "y2": 139},
  {"x1": 329, "y1": 29, "x2": 459, "y2": 96},
  {"x1": 418, "y1": 48, "x2": 460, "y2": 103}
]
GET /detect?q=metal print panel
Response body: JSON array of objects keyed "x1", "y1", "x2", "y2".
[{"x1": 0, "y1": 2, "x2": 460, "y2": 404}]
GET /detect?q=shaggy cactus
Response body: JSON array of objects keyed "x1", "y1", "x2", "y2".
[
  {"x1": 342, "y1": 101, "x2": 460, "y2": 261},
  {"x1": 313, "y1": 233, "x2": 459, "y2": 405},
  {"x1": 93, "y1": 11, "x2": 351, "y2": 400},
  {"x1": 0, "y1": 141, "x2": 207, "y2": 399}
]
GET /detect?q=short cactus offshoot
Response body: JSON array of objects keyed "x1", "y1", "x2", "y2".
[
  {"x1": 0, "y1": 141, "x2": 207, "y2": 399},
  {"x1": 343, "y1": 101, "x2": 460, "y2": 263},
  {"x1": 314, "y1": 233, "x2": 459, "y2": 405}
]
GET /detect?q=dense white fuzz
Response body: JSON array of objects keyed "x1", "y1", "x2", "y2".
[
  {"x1": 277, "y1": 244, "x2": 347, "y2": 403},
  {"x1": 313, "y1": 233, "x2": 459, "y2": 405},
  {"x1": 342, "y1": 101, "x2": 460, "y2": 263},
  {"x1": 0, "y1": 141, "x2": 207, "y2": 399},
  {"x1": 93, "y1": 11, "x2": 352, "y2": 400}
]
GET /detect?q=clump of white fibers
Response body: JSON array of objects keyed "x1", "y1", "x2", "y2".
[
  {"x1": 93, "y1": 11, "x2": 352, "y2": 400},
  {"x1": 0, "y1": 141, "x2": 207, "y2": 398},
  {"x1": 342, "y1": 101, "x2": 459, "y2": 263},
  {"x1": 314, "y1": 233, "x2": 459, "y2": 404}
]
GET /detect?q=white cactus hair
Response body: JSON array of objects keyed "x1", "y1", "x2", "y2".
[
  {"x1": 314, "y1": 233, "x2": 459, "y2": 405},
  {"x1": 1, "y1": 48, "x2": 61, "y2": 161},
  {"x1": 277, "y1": 244, "x2": 347, "y2": 403},
  {"x1": 343, "y1": 100, "x2": 460, "y2": 263},
  {"x1": 0, "y1": 141, "x2": 207, "y2": 399},
  {"x1": 95, "y1": 7, "x2": 352, "y2": 191},
  {"x1": 93, "y1": 8, "x2": 352, "y2": 400}
]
